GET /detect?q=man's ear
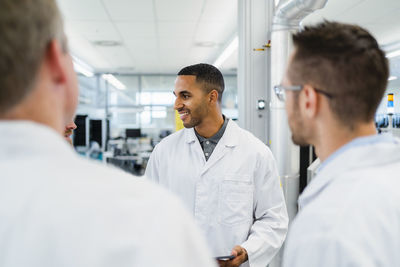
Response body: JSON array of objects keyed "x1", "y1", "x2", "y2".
[
  {"x1": 302, "y1": 84, "x2": 318, "y2": 118},
  {"x1": 43, "y1": 39, "x2": 67, "y2": 86},
  {"x1": 209, "y1": 89, "x2": 219, "y2": 103}
]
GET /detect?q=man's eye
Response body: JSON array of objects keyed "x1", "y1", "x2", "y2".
[{"x1": 183, "y1": 94, "x2": 189, "y2": 99}]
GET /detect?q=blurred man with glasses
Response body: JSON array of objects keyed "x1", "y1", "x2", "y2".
[{"x1": 279, "y1": 21, "x2": 400, "y2": 266}]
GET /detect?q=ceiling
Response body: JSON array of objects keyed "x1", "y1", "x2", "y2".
[
  {"x1": 57, "y1": 0, "x2": 400, "y2": 75},
  {"x1": 303, "y1": 0, "x2": 400, "y2": 46},
  {"x1": 303, "y1": 0, "x2": 400, "y2": 82},
  {"x1": 56, "y1": 0, "x2": 237, "y2": 74}
]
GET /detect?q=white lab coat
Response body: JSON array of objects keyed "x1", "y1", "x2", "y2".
[
  {"x1": 0, "y1": 121, "x2": 217, "y2": 267},
  {"x1": 146, "y1": 120, "x2": 288, "y2": 267},
  {"x1": 283, "y1": 134, "x2": 400, "y2": 267}
]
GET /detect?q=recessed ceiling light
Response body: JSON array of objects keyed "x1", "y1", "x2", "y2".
[
  {"x1": 117, "y1": 67, "x2": 135, "y2": 72},
  {"x1": 92, "y1": 40, "x2": 122, "y2": 47},
  {"x1": 195, "y1": 41, "x2": 217, "y2": 47},
  {"x1": 72, "y1": 55, "x2": 94, "y2": 77}
]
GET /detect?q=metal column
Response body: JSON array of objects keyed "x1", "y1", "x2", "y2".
[{"x1": 238, "y1": 0, "x2": 274, "y2": 144}]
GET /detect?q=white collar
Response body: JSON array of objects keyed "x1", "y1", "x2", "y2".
[
  {"x1": 0, "y1": 120, "x2": 75, "y2": 159},
  {"x1": 184, "y1": 119, "x2": 239, "y2": 148},
  {"x1": 299, "y1": 134, "x2": 400, "y2": 209}
]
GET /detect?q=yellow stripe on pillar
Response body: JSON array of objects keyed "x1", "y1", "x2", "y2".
[{"x1": 175, "y1": 110, "x2": 184, "y2": 132}]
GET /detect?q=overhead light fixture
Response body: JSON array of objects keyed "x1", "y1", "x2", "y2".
[
  {"x1": 72, "y1": 55, "x2": 94, "y2": 77},
  {"x1": 214, "y1": 35, "x2": 238, "y2": 68},
  {"x1": 195, "y1": 41, "x2": 217, "y2": 47},
  {"x1": 102, "y1": 74, "x2": 126, "y2": 90},
  {"x1": 388, "y1": 76, "x2": 398, "y2": 81},
  {"x1": 92, "y1": 40, "x2": 122, "y2": 47},
  {"x1": 386, "y1": 50, "x2": 400, "y2": 58}
]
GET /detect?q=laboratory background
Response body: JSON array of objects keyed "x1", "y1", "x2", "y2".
[{"x1": 60, "y1": 0, "x2": 400, "y2": 265}]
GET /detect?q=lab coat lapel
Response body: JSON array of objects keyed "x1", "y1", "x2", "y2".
[
  {"x1": 185, "y1": 128, "x2": 207, "y2": 166},
  {"x1": 200, "y1": 120, "x2": 238, "y2": 176},
  {"x1": 299, "y1": 137, "x2": 400, "y2": 209}
]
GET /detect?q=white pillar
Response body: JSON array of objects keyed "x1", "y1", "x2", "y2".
[{"x1": 238, "y1": 0, "x2": 274, "y2": 143}]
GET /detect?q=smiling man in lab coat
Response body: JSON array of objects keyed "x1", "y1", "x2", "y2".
[
  {"x1": 280, "y1": 21, "x2": 400, "y2": 266},
  {"x1": 146, "y1": 63, "x2": 288, "y2": 267},
  {"x1": 0, "y1": 1, "x2": 217, "y2": 267}
]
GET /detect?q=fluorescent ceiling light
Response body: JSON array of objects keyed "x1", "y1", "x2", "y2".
[
  {"x1": 214, "y1": 36, "x2": 238, "y2": 68},
  {"x1": 72, "y1": 55, "x2": 94, "y2": 77},
  {"x1": 388, "y1": 76, "x2": 398, "y2": 81},
  {"x1": 102, "y1": 74, "x2": 126, "y2": 90},
  {"x1": 386, "y1": 50, "x2": 400, "y2": 59}
]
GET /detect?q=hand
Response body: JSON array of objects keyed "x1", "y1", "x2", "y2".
[{"x1": 217, "y1": 245, "x2": 248, "y2": 267}]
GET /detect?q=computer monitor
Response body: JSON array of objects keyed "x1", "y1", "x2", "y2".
[
  {"x1": 73, "y1": 115, "x2": 88, "y2": 146},
  {"x1": 90, "y1": 119, "x2": 102, "y2": 146},
  {"x1": 126, "y1": 128, "x2": 141, "y2": 138}
]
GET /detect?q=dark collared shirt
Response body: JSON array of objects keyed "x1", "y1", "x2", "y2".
[{"x1": 195, "y1": 116, "x2": 229, "y2": 161}]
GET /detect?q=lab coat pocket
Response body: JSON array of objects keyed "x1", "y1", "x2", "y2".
[{"x1": 218, "y1": 177, "x2": 253, "y2": 226}]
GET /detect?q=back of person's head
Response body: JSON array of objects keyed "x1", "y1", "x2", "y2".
[
  {"x1": 289, "y1": 21, "x2": 389, "y2": 129},
  {"x1": 0, "y1": 0, "x2": 67, "y2": 115},
  {"x1": 178, "y1": 63, "x2": 225, "y2": 102}
]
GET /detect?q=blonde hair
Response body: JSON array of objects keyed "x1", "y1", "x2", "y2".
[{"x1": 0, "y1": 0, "x2": 67, "y2": 114}]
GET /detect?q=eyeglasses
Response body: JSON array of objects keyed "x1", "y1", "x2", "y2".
[{"x1": 274, "y1": 84, "x2": 334, "y2": 101}]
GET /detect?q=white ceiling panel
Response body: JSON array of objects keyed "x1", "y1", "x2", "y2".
[
  {"x1": 370, "y1": 7, "x2": 400, "y2": 45},
  {"x1": 66, "y1": 29, "x2": 111, "y2": 69},
  {"x1": 59, "y1": 0, "x2": 400, "y2": 75},
  {"x1": 338, "y1": 0, "x2": 398, "y2": 25},
  {"x1": 303, "y1": 0, "x2": 400, "y2": 47},
  {"x1": 158, "y1": 22, "x2": 197, "y2": 37},
  {"x1": 115, "y1": 22, "x2": 157, "y2": 40},
  {"x1": 187, "y1": 47, "x2": 216, "y2": 64},
  {"x1": 159, "y1": 38, "x2": 192, "y2": 52},
  {"x1": 132, "y1": 52, "x2": 159, "y2": 65},
  {"x1": 58, "y1": 0, "x2": 237, "y2": 74},
  {"x1": 102, "y1": 0, "x2": 154, "y2": 21},
  {"x1": 96, "y1": 46, "x2": 134, "y2": 68},
  {"x1": 125, "y1": 38, "x2": 158, "y2": 55},
  {"x1": 159, "y1": 53, "x2": 187, "y2": 64},
  {"x1": 155, "y1": 0, "x2": 204, "y2": 21},
  {"x1": 66, "y1": 21, "x2": 121, "y2": 42},
  {"x1": 56, "y1": 0, "x2": 108, "y2": 21},
  {"x1": 369, "y1": 23, "x2": 400, "y2": 46},
  {"x1": 302, "y1": 0, "x2": 365, "y2": 25},
  {"x1": 195, "y1": 21, "x2": 230, "y2": 44},
  {"x1": 201, "y1": 0, "x2": 237, "y2": 21}
]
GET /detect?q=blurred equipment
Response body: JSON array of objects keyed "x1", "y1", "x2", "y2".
[
  {"x1": 387, "y1": 93, "x2": 394, "y2": 115},
  {"x1": 375, "y1": 93, "x2": 400, "y2": 137},
  {"x1": 103, "y1": 128, "x2": 153, "y2": 176},
  {"x1": 126, "y1": 128, "x2": 142, "y2": 138}
]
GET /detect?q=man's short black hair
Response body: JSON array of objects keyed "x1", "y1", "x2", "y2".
[
  {"x1": 178, "y1": 63, "x2": 225, "y2": 102},
  {"x1": 289, "y1": 21, "x2": 389, "y2": 129}
]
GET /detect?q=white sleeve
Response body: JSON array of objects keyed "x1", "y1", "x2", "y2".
[
  {"x1": 283, "y1": 232, "x2": 375, "y2": 267},
  {"x1": 145, "y1": 144, "x2": 160, "y2": 183},
  {"x1": 241, "y1": 150, "x2": 289, "y2": 267},
  {"x1": 139, "y1": 193, "x2": 218, "y2": 267}
]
